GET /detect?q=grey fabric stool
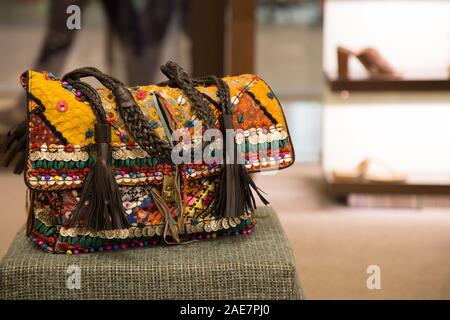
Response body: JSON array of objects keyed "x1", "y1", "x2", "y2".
[{"x1": 0, "y1": 206, "x2": 304, "y2": 300}]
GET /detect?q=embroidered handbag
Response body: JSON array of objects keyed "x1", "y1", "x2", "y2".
[{"x1": 1, "y1": 62, "x2": 294, "y2": 254}]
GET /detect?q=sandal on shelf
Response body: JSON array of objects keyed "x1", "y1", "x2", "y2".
[
  {"x1": 332, "y1": 158, "x2": 407, "y2": 184},
  {"x1": 337, "y1": 46, "x2": 401, "y2": 80}
]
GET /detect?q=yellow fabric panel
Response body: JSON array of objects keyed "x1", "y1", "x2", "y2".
[
  {"x1": 27, "y1": 71, "x2": 287, "y2": 145},
  {"x1": 249, "y1": 78, "x2": 287, "y2": 127},
  {"x1": 28, "y1": 71, "x2": 96, "y2": 146}
]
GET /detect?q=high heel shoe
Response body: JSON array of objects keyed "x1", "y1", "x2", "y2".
[{"x1": 337, "y1": 46, "x2": 400, "y2": 80}]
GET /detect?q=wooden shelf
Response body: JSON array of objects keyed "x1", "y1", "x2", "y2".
[
  {"x1": 325, "y1": 73, "x2": 450, "y2": 92},
  {"x1": 325, "y1": 173, "x2": 450, "y2": 197}
]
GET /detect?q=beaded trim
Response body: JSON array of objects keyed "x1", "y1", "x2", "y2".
[
  {"x1": 28, "y1": 154, "x2": 291, "y2": 187},
  {"x1": 30, "y1": 222, "x2": 255, "y2": 254},
  {"x1": 43, "y1": 215, "x2": 250, "y2": 239},
  {"x1": 27, "y1": 120, "x2": 291, "y2": 188},
  {"x1": 27, "y1": 167, "x2": 223, "y2": 187},
  {"x1": 235, "y1": 124, "x2": 288, "y2": 146},
  {"x1": 29, "y1": 124, "x2": 288, "y2": 161},
  {"x1": 184, "y1": 215, "x2": 249, "y2": 234}
]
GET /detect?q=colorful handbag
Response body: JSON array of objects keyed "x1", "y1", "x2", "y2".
[{"x1": 1, "y1": 62, "x2": 294, "y2": 254}]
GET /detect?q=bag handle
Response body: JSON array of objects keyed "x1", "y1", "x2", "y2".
[
  {"x1": 160, "y1": 61, "x2": 219, "y2": 129},
  {"x1": 63, "y1": 66, "x2": 173, "y2": 162},
  {"x1": 62, "y1": 63, "x2": 226, "y2": 163}
]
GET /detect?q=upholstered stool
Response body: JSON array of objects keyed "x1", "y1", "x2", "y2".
[{"x1": 0, "y1": 206, "x2": 304, "y2": 300}]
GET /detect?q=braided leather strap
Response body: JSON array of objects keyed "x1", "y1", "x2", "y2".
[
  {"x1": 113, "y1": 85, "x2": 172, "y2": 162},
  {"x1": 160, "y1": 61, "x2": 218, "y2": 129},
  {"x1": 63, "y1": 64, "x2": 228, "y2": 164},
  {"x1": 63, "y1": 67, "x2": 172, "y2": 162}
]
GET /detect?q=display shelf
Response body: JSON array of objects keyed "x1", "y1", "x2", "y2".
[
  {"x1": 325, "y1": 73, "x2": 450, "y2": 92},
  {"x1": 322, "y1": 0, "x2": 450, "y2": 200},
  {"x1": 323, "y1": 1, "x2": 450, "y2": 93},
  {"x1": 325, "y1": 173, "x2": 450, "y2": 198}
]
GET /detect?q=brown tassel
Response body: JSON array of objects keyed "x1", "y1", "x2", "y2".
[
  {"x1": 0, "y1": 120, "x2": 27, "y2": 174},
  {"x1": 214, "y1": 114, "x2": 269, "y2": 218},
  {"x1": 25, "y1": 189, "x2": 36, "y2": 236},
  {"x1": 69, "y1": 124, "x2": 130, "y2": 231},
  {"x1": 174, "y1": 165, "x2": 185, "y2": 234}
]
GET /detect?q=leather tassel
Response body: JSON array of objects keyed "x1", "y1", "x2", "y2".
[
  {"x1": 69, "y1": 124, "x2": 130, "y2": 231},
  {"x1": 0, "y1": 120, "x2": 27, "y2": 174},
  {"x1": 215, "y1": 114, "x2": 269, "y2": 218},
  {"x1": 149, "y1": 187, "x2": 180, "y2": 244},
  {"x1": 173, "y1": 165, "x2": 185, "y2": 234},
  {"x1": 25, "y1": 189, "x2": 36, "y2": 237}
]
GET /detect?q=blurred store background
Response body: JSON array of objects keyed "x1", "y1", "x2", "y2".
[
  {"x1": 0, "y1": 0, "x2": 322, "y2": 161},
  {"x1": 1, "y1": 0, "x2": 450, "y2": 299}
]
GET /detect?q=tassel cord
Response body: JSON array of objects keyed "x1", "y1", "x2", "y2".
[{"x1": 210, "y1": 76, "x2": 270, "y2": 218}]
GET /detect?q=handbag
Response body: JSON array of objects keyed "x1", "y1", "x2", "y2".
[{"x1": 1, "y1": 62, "x2": 294, "y2": 254}]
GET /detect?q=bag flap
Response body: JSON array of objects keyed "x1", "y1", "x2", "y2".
[{"x1": 23, "y1": 70, "x2": 294, "y2": 190}]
